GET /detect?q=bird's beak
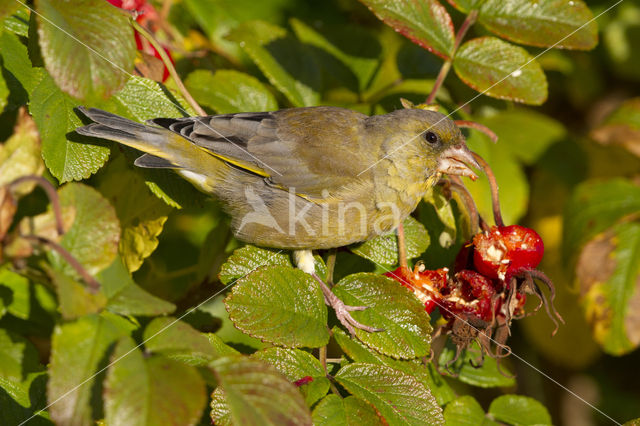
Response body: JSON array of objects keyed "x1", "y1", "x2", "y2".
[{"x1": 437, "y1": 144, "x2": 480, "y2": 180}]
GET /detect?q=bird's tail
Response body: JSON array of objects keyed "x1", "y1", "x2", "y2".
[{"x1": 76, "y1": 107, "x2": 224, "y2": 192}]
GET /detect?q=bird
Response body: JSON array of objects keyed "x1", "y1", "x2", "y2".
[{"x1": 76, "y1": 105, "x2": 479, "y2": 334}]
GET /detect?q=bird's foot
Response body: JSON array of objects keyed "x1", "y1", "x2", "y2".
[{"x1": 312, "y1": 274, "x2": 384, "y2": 336}]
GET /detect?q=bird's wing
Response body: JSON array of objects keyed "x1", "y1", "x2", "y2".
[{"x1": 150, "y1": 107, "x2": 377, "y2": 199}]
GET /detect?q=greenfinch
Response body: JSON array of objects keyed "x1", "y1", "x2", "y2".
[{"x1": 76, "y1": 106, "x2": 478, "y2": 333}]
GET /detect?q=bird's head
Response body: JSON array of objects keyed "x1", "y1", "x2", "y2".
[{"x1": 373, "y1": 109, "x2": 479, "y2": 180}]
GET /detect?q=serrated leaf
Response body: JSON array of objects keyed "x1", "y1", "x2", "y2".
[
  {"x1": 97, "y1": 155, "x2": 172, "y2": 272},
  {"x1": 312, "y1": 395, "x2": 384, "y2": 426},
  {"x1": 30, "y1": 72, "x2": 111, "y2": 182},
  {"x1": 351, "y1": 216, "x2": 430, "y2": 267},
  {"x1": 205, "y1": 333, "x2": 241, "y2": 357},
  {"x1": 333, "y1": 327, "x2": 455, "y2": 406},
  {"x1": 47, "y1": 314, "x2": 130, "y2": 425},
  {"x1": 104, "y1": 337, "x2": 207, "y2": 426},
  {"x1": 488, "y1": 395, "x2": 551, "y2": 426},
  {"x1": 0, "y1": 66, "x2": 7, "y2": 112},
  {"x1": 562, "y1": 179, "x2": 640, "y2": 263},
  {"x1": 333, "y1": 273, "x2": 432, "y2": 359},
  {"x1": 35, "y1": 0, "x2": 136, "y2": 101},
  {"x1": 438, "y1": 343, "x2": 515, "y2": 388},
  {"x1": 227, "y1": 20, "x2": 321, "y2": 107},
  {"x1": 143, "y1": 317, "x2": 219, "y2": 365},
  {"x1": 0, "y1": 266, "x2": 31, "y2": 319},
  {"x1": 478, "y1": 108, "x2": 567, "y2": 165},
  {"x1": 454, "y1": 37, "x2": 547, "y2": 105},
  {"x1": 358, "y1": 0, "x2": 455, "y2": 59},
  {"x1": 46, "y1": 183, "x2": 120, "y2": 277},
  {"x1": 590, "y1": 97, "x2": 640, "y2": 158},
  {"x1": 99, "y1": 255, "x2": 175, "y2": 316},
  {"x1": 210, "y1": 356, "x2": 312, "y2": 425},
  {"x1": 576, "y1": 222, "x2": 640, "y2": 355},
  {"x1": 469, "y1": 0, "x2": 598, "y2": 51},
  {"x1": 0, "y1": 2, "x2": 20, "y2": 22},
  {"x1": 335, "y1": 362, "x2": 444, "y2": 425},
  {"x1": 443, "y1": 396, "x2": 487, "y2": 426},
  {"x1": 424, "y1": 186, "x2": 456, "y2": 248},
  {"x1": 185, "y1": 69, "x2": 277, "y2": 114},
  {"x1": 0, "y1": 109, "x2": 45, "y2": 195},
  {"x1": 224, "y1": 265, "x2": 329, "y2": 348},
  {"x1": 219, "y1": 245, "x2": 292, "y2": 284},
  {"x1": 253, "y1": 347, "x2": 330, "y2": 406}
]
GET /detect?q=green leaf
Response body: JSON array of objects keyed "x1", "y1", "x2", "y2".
[
  {"x1": 488, "y1": 395, "x2": 551, "y2": 426},
  {"x1": 335, "y1": 362, "x2": 444, "y2": 425},
  {"x1": 99, "y1": 255, "x2": 175, "y2": 316},
  {"x1": 443, "y1": 396, "x2": 487, "y2": 426},
  {"x1": 253, "y1": 347, "x2": 330, "y2": 406},
  {"x1": 467, "y1": 0, "x2": 598, "y2": 51},
  {"x1": 210, "y1": 356, "x2": 312, "y2": 425},
  {"x1": 312, "y1": 395, "x2": 384, "y2": 426},
  {"x1": 0, "y1": 266, "x2": 31, "y2": 319},
  {"x1": 351, "y1": 216, "x2": 430, "y2": 267},
  {"x1": 44, "y1": 266, "x2": 107, "y2": 319},
  {"x1": 438, "y1": 343, "x2": 515, "y2": 388},
  {"x1": 185, "y1": 69, "x2": 277, "y2": 114},
  {"x1": 47, "y1": 314, "x2": 131, "y2": 426},
  {"x1": 227, "y1": 20, "x2": 321, "y2": 107},
  {"x1": 0, "y1": 2, "x2": 20, "y2": 22},
  {"x1": 35, "y1": 0, "x2": 136, "y2": 101},
  {"x1": 219, "y1": 245, "x2": 292, "y2": 284},
  {"x1": 0, "y1": 30, "x2": 38, "y2": 97},
  {"x1": 333, "y1": 273, "x2": 432, "y2": 359},
  {"x1": 0, "y1": 110, "x2": 44, "y2": 193},
  {"x1": 478, "y1": 108, "x2": 567, "y2": 165},
  {"x1": 205, "y1": 333, "x2": 241, "y2": 357},
  {"x1": 47, "y1": 183, "x2": 120, "y2": 277},
  {"x1": 453, "y1": 37, "x2": 547, "y2": 105},
  {"x1": 575, "y1": 221, "x2": 640, "y2": 355},
  {"x1": 0, "y1": 329, "x2": 49, "y2": 425},
  {"x1": 423, "y1": 186, "x2": 457, "y2": 248},
  {"x1": 289, "y1": 18, "x2": 380, "y2": 93},
  {"x1": 333, "y1": 327, "x2": 455, "y2": 406},
  {"x1": 465, "y1": 128, "x2": 529, "y2": 225},
  {"x1": 358, "y1": 0, "x2": 455, "y2": 59},
  {"x1": 30, "y1": 72, "x2": 111, "y2": 182},
  {"x1": 224, "y1": 265, "x2": 329, "y2": 348},
  {"x1": 590, "y1": 97, "x2": 640, "y2": 158},
  {"x1": 104, "y1": 337, "x2": 207, "y2": 426},
  {"x1": 563, "y1": 179, "x2": 640, "y2": 263},
  {"x1": 0, "y1": 66, "x2": 7, "y2": 112},
  {"x1": 97, "y1": 155, "x2": 172, "y2": 272},
  {"x1": 143, "y1": 317, "x2": 219, "y2": 365}
]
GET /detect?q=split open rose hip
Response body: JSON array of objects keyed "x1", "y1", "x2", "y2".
[{"x1": 472, "y1": 225, "x2": 544, "y2": 281}]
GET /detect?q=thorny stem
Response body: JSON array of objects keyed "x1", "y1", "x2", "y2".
[
  {"x1": 21, "y1": 234, "x2": 101, "y2": 293},
  {"x1": 471, "y1": 152, "x2": 504, "y2": 227},
  {"x1": 10, "y1": 176, "x2": 64, "y2": 235},
  {"x1": 396, "y1": 223, "x2": 408, "y2": 272},
  {"x1": 454, "y1": 120, "x2": 498, "y2": 143},
  {"x1": 443, "y1": 176, "x2": 483, "y2": 235},
  {"x1": 425, "y1": 10, "x2": 478, "y2": 104},
  {"x1": 132, "y1": 20, "x2": 207, "y2": 116}
]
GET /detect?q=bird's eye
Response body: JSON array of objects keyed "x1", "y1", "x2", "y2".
[{"x1": 424, "y1": 131, "x2": 439, "y2": 145}]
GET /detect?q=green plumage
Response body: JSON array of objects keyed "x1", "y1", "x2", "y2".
[{"x1": 76, "y1": 106, "x2": 474, "y2": 250}]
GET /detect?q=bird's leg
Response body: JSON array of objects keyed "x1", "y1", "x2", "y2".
[
  {"x1": 396, "y1": 223, "x2": 409, "y2": 274},
  {"x1": 293, "y1": 249, "x2": 383, "y2": 335}
]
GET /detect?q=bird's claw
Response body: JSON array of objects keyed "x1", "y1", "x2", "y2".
[{"x1": 312, "y1": 274, "x2": 384, "y2": 336}]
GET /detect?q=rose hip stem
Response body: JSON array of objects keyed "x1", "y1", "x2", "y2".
[
  {"x1": 471, "y1": 152, "x2": 504, "y2": 227},
  {"x1": 444, "y1": 176, "x2": 486, "y2": 234},
  {"x1": 454, "y1": 121, "x2": 498, "y2": 143},
  {"x1": 10, "y1": 175, "x2": 64, "y2": 235}
]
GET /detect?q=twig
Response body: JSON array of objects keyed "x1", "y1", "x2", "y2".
[
  {"x1": 326, "y1": 249, "x2": 337, "y2": 286},
  {"x1": 471, "y1": 152, "x2": 504, "y2": 227},
  {"x1": 10, "y1": 176, "x2": 64, "y2": 235},
  {"x1": 132, "y1": 20, "x2": 206, "y2": 116},
  {"x1": 21, "y1": 234, "x2": 101, "y2": 293},
  {"x1": 425, "y1": 10, "x2": 478, "y2": 104},
  {"x1": 444, "y1": 176, "x2": 483, "y2": 234},
  {"x1": 454, "y1": 120, "x2": 498, "y2": 143}
]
